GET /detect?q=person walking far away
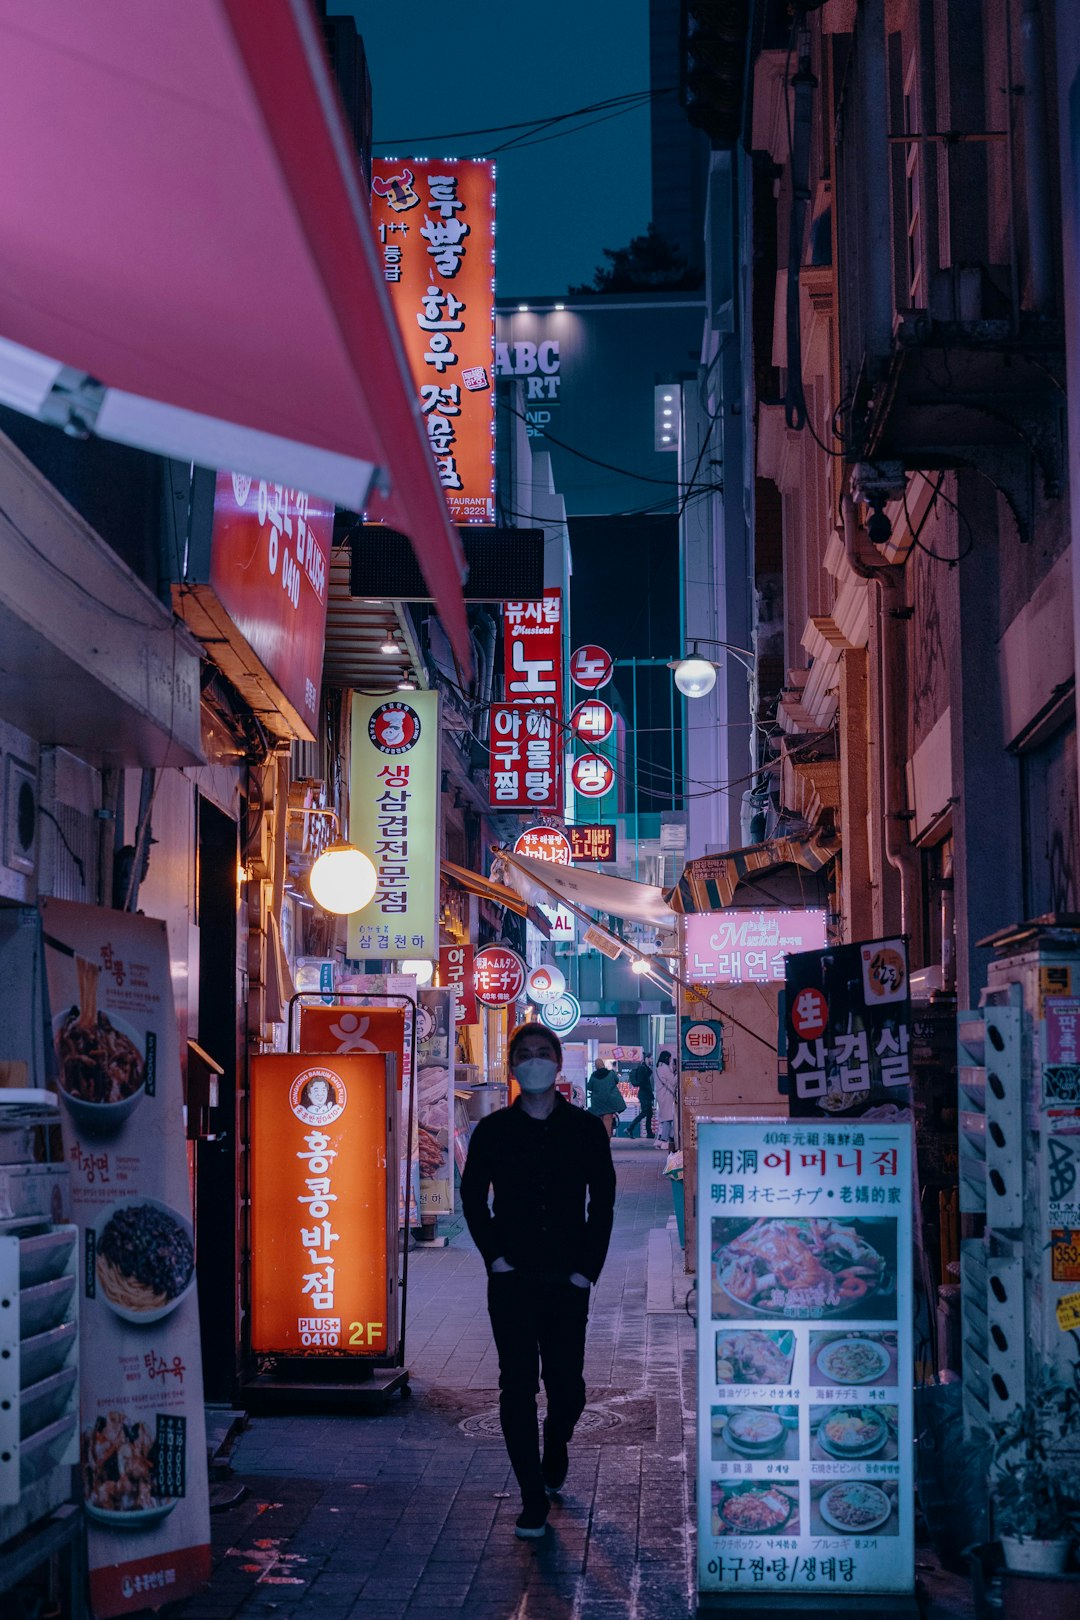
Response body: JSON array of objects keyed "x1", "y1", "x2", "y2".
[
  {"x1": 461, "y1": 1023, "x2": 616, "y2": 1539},
  {"x1": 627, "y1": 1055, "x2": 655, "y2": 1138},
  {"x1": 586, "y1": 1056, "x2": 626, "y2": 1136},
  {"x1": 655, "y1": 1048, "x2": 678, "y2": 1147}
]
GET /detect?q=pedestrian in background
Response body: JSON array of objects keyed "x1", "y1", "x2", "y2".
[
  {"x1": 461, "y1": 1023, "x2": 616, "y2": 1539},
  {"x1": 627, "y1": 1055, "x2": 655, "y2": 1138},
  {"x1": 655, "y1": 1049, "x2": 678, "y2": 1147},
  {"x1": 586, "y1": 1057, "x2": 626, "y2": 1136}
]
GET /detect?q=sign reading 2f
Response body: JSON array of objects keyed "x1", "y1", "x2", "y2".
[{"x1": 496, "y1": 340, "x2": 561, "y2": 400}]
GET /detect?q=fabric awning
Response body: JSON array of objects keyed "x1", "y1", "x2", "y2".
[
  {"x1": 667, "y1": 829, "x2": 842, "y2": 914},
  {"x1": 497, "y1": 850, "x2": 676, "y2": 935},
  {"x1": 0, "y1": 0, "x2": 470, "y2": 667},
  {"x1": 441, "y1": 859, "x2": 551, "y2": 938}
]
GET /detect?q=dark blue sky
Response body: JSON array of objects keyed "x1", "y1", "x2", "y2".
[{"x1": 336, "y1": 1, "x2": 652, "y2": 294}]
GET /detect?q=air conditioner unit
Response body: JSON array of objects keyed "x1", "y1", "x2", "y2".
[{"x1": 3, "y1": 755, "x2": 38, "y2": 877}]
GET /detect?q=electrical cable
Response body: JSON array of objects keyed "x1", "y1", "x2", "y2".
[
  {"x1": 373, "y1": 88, "x2": 675, "y2": 149},
  {"x1": 480, "y1": 97, "x2": 657, "y2": 157},
  {"x1": 498, "y1": 400, "x2": 723, "y2": 491},
  {"x1": 901, "y1": 473, "x2": 975, "y2": 566}
]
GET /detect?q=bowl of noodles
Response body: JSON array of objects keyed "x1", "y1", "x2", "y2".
[
  {"x1": 53, "y1": 972, "x2": 146, "y2": 1135},
  {"x1": 94, "y1": 1198, "x2": 195, "y2": 1325}
]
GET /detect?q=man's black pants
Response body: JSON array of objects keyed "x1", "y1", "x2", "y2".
[
  {"x1": 487, "y1": 1270, "x2": 590, "y2": 1502},
  {"x1": 629, "y1": 1103, "x2": 654, "y2": 1137}
]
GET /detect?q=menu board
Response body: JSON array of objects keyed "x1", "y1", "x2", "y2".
[
  {"x1": 42, "y1": 900, "x2": 210, "y2": 1617},
  {"x1": 416, "y1": 987, "x2": 455, "y2": 1217},
  {"x1": 696, "y1": 1119, "x2": 913, "y2": 1600}
]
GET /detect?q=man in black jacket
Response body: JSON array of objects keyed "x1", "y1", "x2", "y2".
[
  {"x1": 461, "y1": 1022, "x2": 616, "y2": 1539},
  {"x1": 627, "y1": 1057, "x2": 655, "y2": 1138}
]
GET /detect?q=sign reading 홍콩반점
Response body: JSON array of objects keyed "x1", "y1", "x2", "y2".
[
  {"x1": 250, "y1": 1053, "x2": 397, "y2": 1358},
  {"x1": 696, "y1": 1119, "x2": 914, "y2": 1599},
  {"x1": 348, "y1": 691, "x2": 439, "y2": 960},
  {"x1": 42, "y1": 900, "x2": 211, "y2": 1618}
]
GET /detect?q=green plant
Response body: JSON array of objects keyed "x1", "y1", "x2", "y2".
[{"x1": 991, "y1": 1349, "x2": 1080, "y2": 1543}]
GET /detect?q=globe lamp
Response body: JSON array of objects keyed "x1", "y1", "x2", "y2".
[
  {"x1": 308, "y1": 841, "x2": 377, "y2": 915},
  {"x1": 673, "y1": 655, "x2": 717, "y2": 699},
  {"x1": 401, "y1": 958, "x2": 434, "y2": 985},
  {"x1": 631, "y1": 956, "x2": 651, "y2": 975}
]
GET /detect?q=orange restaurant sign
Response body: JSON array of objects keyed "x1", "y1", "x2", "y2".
[
  {"x1": 371, "y1": 159, "x2": 496, "y2": 525},
  {"x1": 250, "y1": 1054, "x2": 397, "y2": 1357}
]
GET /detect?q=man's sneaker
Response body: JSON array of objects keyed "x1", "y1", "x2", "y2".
[
  {"x1": 541, "y1": 1426, "x2": 569, "y2": 1494},
  {"x1": 515, "y1": 1497, "x2": 550, "y2": 1539}
]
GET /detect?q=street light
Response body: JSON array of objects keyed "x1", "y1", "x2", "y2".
[
  {"x1": 309, "y1": 840, "x2": 378, "y2": 915},
  {"x1": 669, "y1": 638, "x2": 755, "y2": 699}
]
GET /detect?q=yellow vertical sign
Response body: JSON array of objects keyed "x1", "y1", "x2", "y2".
[{"x1": 347, "y1": 691, "x2": 440, "y2": 959}]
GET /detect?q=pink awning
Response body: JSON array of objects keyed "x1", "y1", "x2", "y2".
[{"x1": 0, "y1": 0, "x2": 470, "y2": 666}]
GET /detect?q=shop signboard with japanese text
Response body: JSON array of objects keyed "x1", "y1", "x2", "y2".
[
  {"x1": 42, "y1": 900, "x2": 211, "y2": 1618},
  {"x1": 371, "y1": 159, "x2": 495, "y2": 524},
  {"x1": 696, "y1": 1119, "x2": 914, "y2": 1600},
  {"x1": 473, "y1": 945, "x2": 526, "y2": 1009},
  {"x1": 685, "y1": 910, "x2": 828, "y2": 987},
  {"x1": 177, "y1": 472, "x2": 334, "y2": 741},
  {"x1": 250, "y1": 1053, "x2": 397, "y2": 1358},
  {"x1": 348, "y1": 692, "x2": 439, "y2": 960},
  {"x1": 785, "y1": 939, "x2": 912, "y2": 1117}
]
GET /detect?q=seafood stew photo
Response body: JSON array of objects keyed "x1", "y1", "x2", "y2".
[
  {"x1": 712, "y1": 1405, "x2": 798, "y2": 1461},
  {"x1": 810, "y1": 1331, "x2": 898, "y2": 1386},
  {"x1": 711, "y1": 1217, "x2": 897, "y2": 1320},
  {"x1": 82, "y1": 1412, "x2": 179, "y2": 1527},
  {"x1": 711, "y1": 1481, "x2": 799, "y2": 1538},
  {"x1": 715, "y1": 1329, "x2": 796, "y2": 1385}
]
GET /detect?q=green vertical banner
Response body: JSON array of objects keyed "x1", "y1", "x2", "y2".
[{"x1": 347, "y1": 691, "x2": 440, "y2": 959}]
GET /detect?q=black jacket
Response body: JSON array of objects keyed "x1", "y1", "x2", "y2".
[
  {"x1": 461, "y1": 1094, "x2": 616, "y2": 1282},
  {"x1": 630, "y1": 1063, "x2": 654, "y2": 1105}
]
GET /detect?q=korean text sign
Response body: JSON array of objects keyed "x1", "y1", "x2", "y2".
[
  {"x1": 696, "y1": 1119, "x2": 914, "y2": 1599},
  {"x1": 250, "y1": 1054, "x2": 396, "y2": 1357},
  {"x1": 371, "y1": 159, "x2": 495, "y2": 524},
  {"x1": 494, "y1": 589, "x2": 563, "y2": 810},
  {"x1": 570, "y1": 823, "x2": 616, "y2": 863},
  {"x1": 348, "y1": 691, "x2": 439, "y2": 959},
  {"x1": 439, "y1": 942, "x2": 478, "y2": 1024},
  {"x1": 42, "y1": 900, "x2": 211, "y2": 1618},
  {"x1": 207, "y1": 470, "x2": 333, "y2": 738},
  {"x1": 785, "y1": 938, "x2": 912, "y2": 1117},
  {"x1": 685, "y1": 909, "x2": 828, "y2": 986}
]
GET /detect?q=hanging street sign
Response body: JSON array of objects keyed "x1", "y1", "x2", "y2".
[
  {"x1": 570, "y1": 697, "x2": 615, "y2": 743},
  {"x1": 540, "y1": 991, "x2": 581, "y2": 1035},
  {"x1": 514, "y1": 826, "x2": 572, "y2": 865},
  {"x1": 681, "y1": 1017, "x2": 724, "y2": 1072},
  {"x1": 570, "y1": 752, "x2": 615, "y2": 799},
  {"x1": 473, "y1": 944, "x2": 526, "y2": 1008},
  {"x1": 569, "y1": 644, "x2": 614, "y2": 690},
  {"x1": 570, "y1": 823, "x2": 617, "y2": 863},
  {"x1": 526, "y1": 963, "x2": 566, "y2": 1003}
]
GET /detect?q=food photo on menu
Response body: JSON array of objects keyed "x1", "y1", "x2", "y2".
[
  {"x1": 712, "y1": 1405, "x2": 799, "y2": 1462},
  {"x1": 809, "y1": 1330, "x2": 899, "y2": 1387},
  {"x1": 810, "y1": 1403, "x2": 899, "y2": 1462},
  {"x1": 715, "y1": 1328, "x2": 796, "y2": 1385},
  {"x1": 711, "y1": 1480, "x2": 801, "y2": 1538},
  {"x1": 711, "y1": 1216, "x2": 898, "y2": 1320},
  {"x1": 810, "y1": 1479, "x2": 899, "y2": 1537},
  {"x1": 81, "y1": 1413, "x2": 181, "y2": 1527}
]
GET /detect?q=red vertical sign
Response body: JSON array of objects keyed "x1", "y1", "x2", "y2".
[
  {"x1": 492, "y1": 588, "x2": 562, "y2": 809},
  {"x1": 439, "y1": 942, "x2": 478, "y2": 1024}
]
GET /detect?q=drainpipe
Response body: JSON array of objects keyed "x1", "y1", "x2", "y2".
[
  {"x1": 862, "y1": 0, "x2": 894, "y2": 362},
  {"x1": 1021, "y1": 0, "x2": 1053, "y2": 312}
]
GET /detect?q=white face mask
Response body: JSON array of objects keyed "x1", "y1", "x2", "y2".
[{"x1": 514, "y1": 1057, "x2": 559, "y2": 1093}]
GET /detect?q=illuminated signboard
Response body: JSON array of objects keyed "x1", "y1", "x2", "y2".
[
  {"x1": 684, "y1": 909, "x2": 828, "y2": 985},
  {"x1": 250, "y1": 1053, "x2": 397, "y2": 1357},
  {"x1": 514, "y1": 826, "x2": 572, "y2": 864},
  {"x1": 569, "y1": 644, "x2": 614, "y2": 690},
  {"x1": 570, "y1": 752, "x2": 615, "y2": 799},
  {"x1": 696, "y1": 1119, "x2": 914, "y2": 1600},
  {"x1": 497, "y1": 589, "x2": 563, "y2": 810},
  {"x1": 439, "y1": 942, "x2": 478, "y2": 1025},
  {"x1": 371, "y1": 159, "x2": 495, "y2": 525},
  {"x1": 348, "y1": 691, "x2": 440, "y2": 960},
  {"x1": 570, "y1": 824, "x2": 616, "y2": 863},
  {"x1": 786, "y1": 938, "x2": 913, "y2": 1117},
  {"x1": 473, "y1": 944, "x2": 526, "y2": 1008},
  {"x1": 570, "y1": 698, "x2": 614, "y2": 742}
]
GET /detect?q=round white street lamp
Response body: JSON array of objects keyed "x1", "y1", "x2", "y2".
[
  {"x1": 672, "y1": 655, "x2": 718, "y2": 699},
  {"x1": 308, "y1": 841, "x2": 378, "y2": 915}
]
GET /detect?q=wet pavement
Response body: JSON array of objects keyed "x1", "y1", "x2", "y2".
[{"x1": 170, "y1": 1141, "x2": 972, "y2": 1620}]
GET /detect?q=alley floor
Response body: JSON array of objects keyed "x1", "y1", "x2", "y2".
[{"x1": 170, "y1": 1143, "x2": 972, "y2": 1620}]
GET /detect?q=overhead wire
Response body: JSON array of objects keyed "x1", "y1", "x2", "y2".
[{"x1": 373, "y1": 88, "x2": 675, "y2": 150}]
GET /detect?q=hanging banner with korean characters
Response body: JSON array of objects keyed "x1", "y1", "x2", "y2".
[
  {"x1": 785, "y1": 939, "x2": 912, "y2": 1119},
  {"x1": 249, "y1": 1053, "x2": 398, "y2": 1358},
  {"x1": 41, "y1": 900, "x2": 210, "y2": 1618},
  {"x1": 696, "y1": 1118, "x2": 914, "y2": 1601},
  {"x1": 499, "y1": 589, "x2": 564, "y2": 810},
  {"x1": 416, "y1": 987, "x2": 455, "y2": 1216},
  {"x1": 439, "y1": 942, "x2": 477, "y2": 1025},
  {"x1": 348, "y1": 691, "x2": 440, "y2": 960},
  {"x1": 371, "y1": 159, "x2": 495, "y2": 525}
]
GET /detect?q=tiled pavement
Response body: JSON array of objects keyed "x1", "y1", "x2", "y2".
[{"x1": 171, "y1": 1142, "x2": 973, "y2": 1620}]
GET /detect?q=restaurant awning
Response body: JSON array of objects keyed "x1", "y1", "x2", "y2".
[
  {"x1": 441, "y1": 860, "x2": 552, "y2": 938},
  {"x1": 497, "y1": 850, "x2": 677, "y2": 936},
  {"x1": 667, "y1": 829, "x2": 842, "y2": 913},
  {"x1": 0, "y1": 0, "x2": 470, "y2": 668}
]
